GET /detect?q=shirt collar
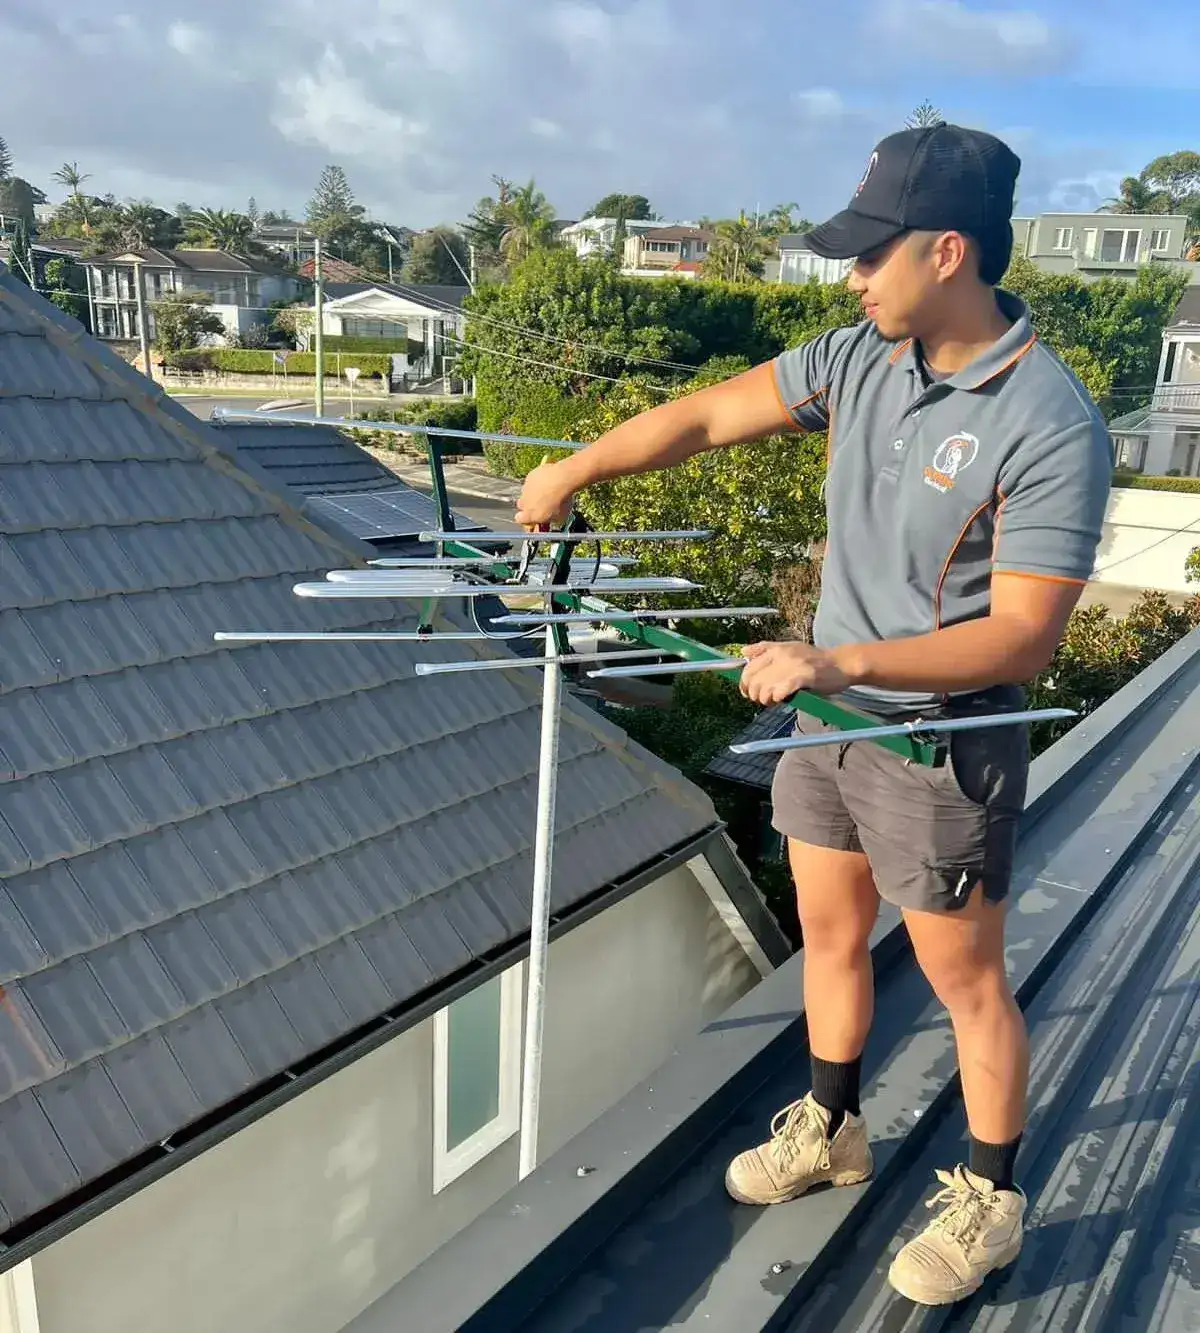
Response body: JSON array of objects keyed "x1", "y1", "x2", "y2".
[{"x1": 899, "y1": 290, "x2": 1035, "y2": 392}]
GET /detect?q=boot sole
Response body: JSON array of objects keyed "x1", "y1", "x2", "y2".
[
  {"x1": 725, "y1": 1164, "x2": 873, "y2": 1207},
  {"x1": 887, "y1": 1235, "x2": 1023, "y2": 1306}
]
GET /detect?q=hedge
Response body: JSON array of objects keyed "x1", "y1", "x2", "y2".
[
  {"x1": 477, "y1": 379, "x2": 600, "y2": 477},
  {"x1": 347, "y1": 398, "x2": 480, "y2": 456},
  {"x1": 1113, "y1": 471, "x2": 1200, "y2": 494},
  {"x1": 164, "y1": 348, "x2": 391, "y2": 378},
  {"x1": 323, "y1": 334, "x2": 425, "y2": 359}
]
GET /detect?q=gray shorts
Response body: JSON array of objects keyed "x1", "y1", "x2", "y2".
[{"x1": 770, "y1": 692, "x2": 1030, "y2": 913}]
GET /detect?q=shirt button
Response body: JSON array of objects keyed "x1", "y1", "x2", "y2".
[{"x1": 892, "y1": 438, "x2": 904, "y2": 451}]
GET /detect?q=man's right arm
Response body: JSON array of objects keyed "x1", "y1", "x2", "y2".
[{"x1": 515, "y1": 328, "x2": 852, "y2": 528}]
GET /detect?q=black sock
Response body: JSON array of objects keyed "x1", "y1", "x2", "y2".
[
  {"x1": 810, "y1": 1055, "x2": 862, "y2": 1135},
  {"x1": 969, "y1": 1133, "x2": 1022, "y2": 1191}
]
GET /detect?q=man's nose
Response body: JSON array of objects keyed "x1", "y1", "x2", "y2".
[{"x1": 846, "y1": 267, "x2": 866, "y2": 293}]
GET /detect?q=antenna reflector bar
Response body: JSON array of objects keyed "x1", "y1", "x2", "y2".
[
  {"x1": 588, "y1": 657, "x2": 744, "y2": 679},
  {"x1": 213, "y1": 630, "x2": 504, "y2": 643},
  {"x1": 414, "y1": 648, "x2": 673, "y2": 676},
  {"x1": 494, "y1": 606, "x2": 775, "y2": 626},
  {"x1": 294, "y1": 577, "x2": 701, "y2": 599},
  {"x1": 730, "y1": 707, "x2": 1078, "y2": 755},
  {"x1": 418, "y1": 529, "x2": 713, "y2": 545}
]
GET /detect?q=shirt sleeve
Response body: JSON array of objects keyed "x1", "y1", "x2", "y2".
[
  {"x1": 772, "y1": 326, "x2": 857, "y2": 433},
  {"x1": 993, "y1": 416, "x2": 1113, "y2": 583}
]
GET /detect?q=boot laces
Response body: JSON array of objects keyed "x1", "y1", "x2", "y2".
[
  {"x1": 925, "y1": 1168, "x2": 1002, "y2": 1250},
  {"x1": 768, "y1": 1098, "x2": 829, "y2": 1172}
]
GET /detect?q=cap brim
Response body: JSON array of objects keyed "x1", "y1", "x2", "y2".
[{"x1": 800, "y1": 210, "x2": 905, "y2": 260}]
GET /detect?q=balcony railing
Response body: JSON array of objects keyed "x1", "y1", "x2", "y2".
[{"x1": 1152, "y1": 384, "x2": 1200, "y2": 413}]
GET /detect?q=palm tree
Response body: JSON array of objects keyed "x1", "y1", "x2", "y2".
[
  {"x1": 185, "y1": 207, "x2": 259, "y2": 255},
  {"x1": 498, "y1": 179, "x2": 557, "y2": 263},
  {"x1": 702, "y1": 212, "x2": 776, "y2": 282},
  {"x1": 52, "y1": 161, "x2": 92, "y2": 230},
  {"x1": 1103, "y1": 176, "x2": 1170, "y2": 215},
  {"x1": 120, "y1": 202, "x2": 163, "y2": 249}
]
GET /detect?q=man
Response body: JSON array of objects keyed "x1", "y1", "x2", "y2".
[{"x1": 515, "y1": 123, "x2": 1112, "y2": 1306}]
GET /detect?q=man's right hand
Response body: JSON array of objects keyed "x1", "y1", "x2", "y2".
[{"x1": 515, "y1": 459, "x2": 576, "y2": 531}]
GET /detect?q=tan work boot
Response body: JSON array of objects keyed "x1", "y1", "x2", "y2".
[
  {"x1": 888, "y1": 1165, "x2": 1025, "y2": 1305},
  {"x1": 724, "y1": 1092, "x2": 873, "y2": 1205}
]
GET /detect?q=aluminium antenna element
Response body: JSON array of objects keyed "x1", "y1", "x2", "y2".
[{"x1": 418, "y1": 529, "x2": 714, "y2": 545}]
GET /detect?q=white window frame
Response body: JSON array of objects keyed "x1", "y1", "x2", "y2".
[
  {"x1": 1100, "y1": 228, "x2": 1142, "y2": 263},
  {"x1": 1053, "y1": 226, "x2": 1073, "y2": 251},
  {"x1": 1150, "y1": 228, "x2": 1171, "y2": 253},
  {"x1": 1082, "y1": 228, "x2": 1098, "y2": 259},
  {"x1": 432, "y1": 963, "x2": 523, "y2": 1193}
]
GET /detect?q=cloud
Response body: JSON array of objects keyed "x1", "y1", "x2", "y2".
[
  {"x1": 870, "y1": 0, "x2": 1075, "y2": 74},
  {"x1": 0, "y1": 0, "x2": 1174, "y2": 231}
]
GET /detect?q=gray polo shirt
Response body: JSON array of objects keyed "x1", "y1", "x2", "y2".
[{"x1": 772, "y1": 289, "x2": 1113, "y2": 710}]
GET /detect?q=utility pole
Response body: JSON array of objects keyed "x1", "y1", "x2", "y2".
[
  {"x1": 133, "y1": 260, "x2": 153, "y2": 380},
  {"x1": 313, "y1": 236, "x2": 325, "y2": 416},
  {"x1": 469, "y1": 242, "x2": 477, "y2": 289}
]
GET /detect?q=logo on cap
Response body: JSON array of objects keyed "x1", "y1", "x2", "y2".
[
  {"x1": 924, "y1": 433, "x2": 979, "y2": 493},
  {"x1": 853, "y1": 151, "x2": 879, "y2": 199}
]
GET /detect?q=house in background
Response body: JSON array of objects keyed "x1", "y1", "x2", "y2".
[
  {"x1": 1012, "y1": 211, "x2": 1200, "y2": 284},
  {"x1": 622, "y1": 225, "x2": 714, "y2": 277},
  {"x1": 1110, "y1": 287, "x2": 1200, "y2": 478},
  {"x1": 0, "y1": 269, "x2": 788, "y2": 1333},
  {"x1": 78, "y1": 248, "x2": 302, "y2": 342},
  {"x1": 775, "y1": 234, "x2": 853, "y2": 285},
  {"x1": 312, "y1": 281, "x2": 470, "y2": 384},
  {"x1": 254, "y1": 222, "x2": 318, "y2": 267}
]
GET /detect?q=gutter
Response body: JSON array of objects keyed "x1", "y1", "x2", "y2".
[{"x1": 0, "y1": 824, "x2": 728, "y2": 1277}]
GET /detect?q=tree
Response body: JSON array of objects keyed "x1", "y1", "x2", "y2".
[
  {"x1": 1103, "y1": 175, "x2": 1170, "y2": 215},
  {"x1": 463, "y1": 176, "x2": 513, "y2": 268},
  {"x1": 184, "y1": 208, "x2": 258, "y2": 254},
  {"x1": 7, "y1": 220, "x2": 33, "y2": 286},
  {"x1": 0, "y1": 177, "x2": 40, "y2": 229},
  {"x1": 906, "y1": 100, "x2": 944, "y2": 128},
  {"x1": 151, "y1": 290, "x2": 225, "y2": 352},
  {"x1": 760, "y1": 203, "x2": 810, "y2": 238},
  {"x1": 1187, "y1": 547, "x2": 1200, "y2": 583},
  {"x1": 402, "y1": 227, "x2": 471, "y2": 286},
  {"x1": 42, "y1": 257, "x2": 89, "y2": 325},
  {"x1": 306, "y1": 165, "x2": 365, "y2": 237},
  {"x1": 0, "y1": 136, "x2": 11, "y2": 180},
  {"x1": 1139, "y1": 152, "x2": 1200, "y2": 211},
  {"x1": 119, "y1": 201, "x2": 182, "y2": 250},
  {"x1": 702, "y1": 212, "x2": 775, "y2": 282},
  {"x1": 246, "y1": 197, "x2": 260, "y2": 228},
  {"x1": 52, "y1": 162, "x2": 92, "y2": 228},
  {"x1": 589, "y1": 193, "x2": 655, "y2": 221},
  {"x1": 498, "y1": 178, "x2": 558, "y2": 263}
]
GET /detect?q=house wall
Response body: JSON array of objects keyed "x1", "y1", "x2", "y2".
[
  {"x1": 29, "y1": 861, "x2": 762, "y2": 1333},
  {"x1": 1094, "y1": 487, "x2": 1200, "y2": 591}
]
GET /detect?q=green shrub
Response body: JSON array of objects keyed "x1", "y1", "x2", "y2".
[
  {"x1": 346, "y1": 398, "x2": 479, "y2": 456},
  {"x1": 324, "y1": 334, "x2": 425, "y2": 359},
  {"x1": 1113, "y1": 471, "x2": 1200, "y2": 494},
  {"x1": 477, "y1": 380, "x2": 600, "y2": 477}
]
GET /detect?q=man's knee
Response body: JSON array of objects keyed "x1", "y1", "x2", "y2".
[{"x1": 922, "y1": 956, "x2": 1014, "y2": 1019}]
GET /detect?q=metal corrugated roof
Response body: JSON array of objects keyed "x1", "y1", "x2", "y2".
[
  {"x1": 0, "y1": 272, "x2": 719, "y2": 1240},
  {"x1": 351, "y1": 625, "x2": 1200, "y2": 1332},
  {"x1": 704, "y1": 703, "x2": 792, "y2": 789}
]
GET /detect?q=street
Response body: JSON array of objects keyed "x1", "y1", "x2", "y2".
[{"x1": 174, "y1": 395, "x2": 353, "y2": 422}]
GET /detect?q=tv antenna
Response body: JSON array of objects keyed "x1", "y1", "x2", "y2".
[{"x1": 214, "y1": 509, "x2": 1075, "y2": 1184}]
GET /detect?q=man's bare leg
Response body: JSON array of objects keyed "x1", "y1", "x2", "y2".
[
  {"x1": 790, "y1": 837, "x2": 880, "y2": 1067},
  {"x1": 902, "y1": 883, "x2": 1028, "y2": 1152}
]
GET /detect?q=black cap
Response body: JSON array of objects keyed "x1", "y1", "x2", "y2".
[{"x1": 802, "y1": 123, "x2": 1021, "y2": 265}]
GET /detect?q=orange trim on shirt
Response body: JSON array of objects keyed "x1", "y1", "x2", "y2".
[
  {"x1": 888, "y1": 338, "x2": 913, "y2": 365},
  {"x1": 933, "y1": 498, "x2": 992, "y2": 630},
  {"x1": 992, "y1": 569, "x2": 1087, "y2": 587},
  {"x1": 973, "y1": 335, "x2": 1038, "y2": 390}
]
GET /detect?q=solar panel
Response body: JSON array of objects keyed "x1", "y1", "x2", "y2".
[{"x1": 305, "y1": 487, "x2": 482, "y2": 541}]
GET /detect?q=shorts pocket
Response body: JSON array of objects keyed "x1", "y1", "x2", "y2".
[{"x1": 941, "y1": 725, "x2": 1029, "y2": 812}]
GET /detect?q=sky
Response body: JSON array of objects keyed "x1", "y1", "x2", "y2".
[{"x1": 1, "y1": 0, "x2": 1197, "y2": 231}]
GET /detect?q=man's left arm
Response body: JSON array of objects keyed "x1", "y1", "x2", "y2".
[{"x1": 740, "y1": 417, "x2": 1113, "y2": 702}]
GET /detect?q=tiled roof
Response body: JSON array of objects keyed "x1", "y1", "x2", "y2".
[
  {"x1": 1168, "y1": 286, "x2": 1200, "y2": 329},
  {"x1": 1107, "y1": 404, "x2": 1153, "y2": 434},
  {"x1": 703, "y1": 704, "x2": 793, "y2": 789},
  {"x1": 0, "y1": 272, "x2": 717, "y2": 1238}
]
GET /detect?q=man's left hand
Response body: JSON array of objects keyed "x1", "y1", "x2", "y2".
[{"x1": 737, "y1": 641, "x2": 853, "y2": 704}]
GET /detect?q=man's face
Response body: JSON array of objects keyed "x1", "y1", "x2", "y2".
[{"x1": 845, "y1": 232, "x2": 953, "y2": 341}]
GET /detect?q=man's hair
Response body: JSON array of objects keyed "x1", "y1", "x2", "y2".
[{"x1": 917, "y1": 226, "x2": 1013, "y2": 286}]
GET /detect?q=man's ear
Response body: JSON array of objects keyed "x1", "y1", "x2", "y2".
[{"x1": 932, "y1": 231, "x2": 970, "y2": 281}]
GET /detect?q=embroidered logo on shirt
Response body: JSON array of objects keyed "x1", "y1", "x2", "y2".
[{"x1": 924, "y1": 433, "x2": 979, "y2": 493}]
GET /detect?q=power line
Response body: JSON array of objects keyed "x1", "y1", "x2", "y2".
[{"x1": 439, "y1": 330, "x2": 674, "y2": 394}]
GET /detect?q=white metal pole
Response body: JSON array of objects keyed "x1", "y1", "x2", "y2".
[
  {"x1": 313, "y1": 237, "x2": 325, "y2": 417},
  {"x1": 518, "y1": 611, "x2": 561, "y2": 1180}
]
